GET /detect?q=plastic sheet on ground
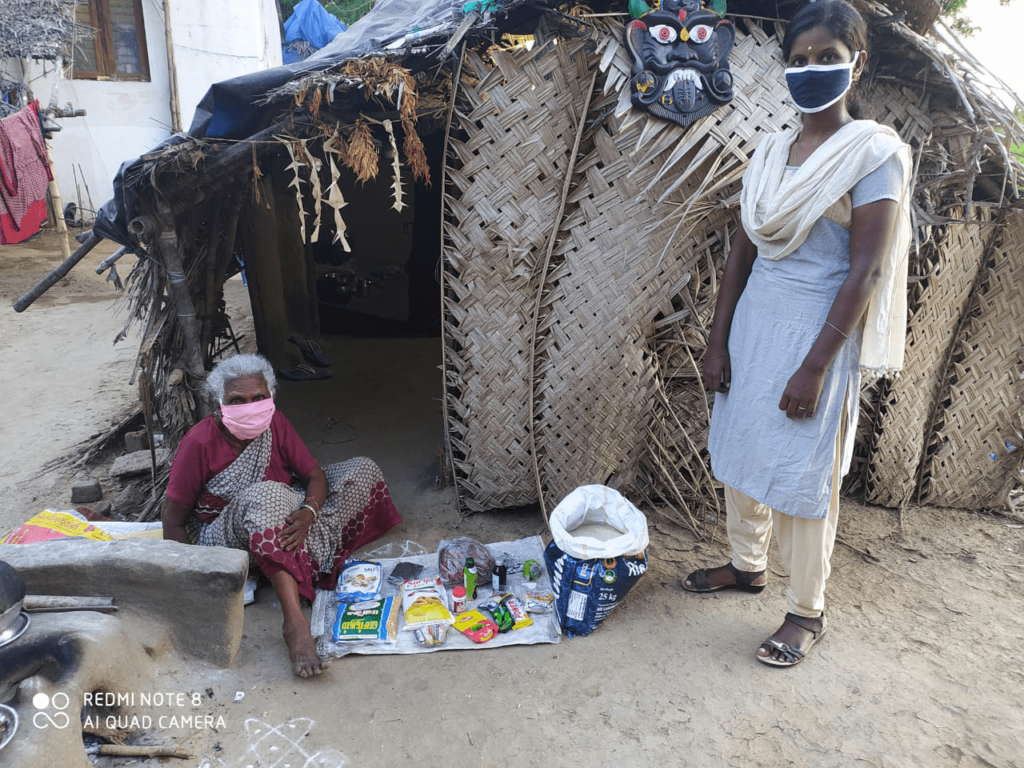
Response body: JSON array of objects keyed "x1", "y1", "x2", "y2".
[{"x1": 311, "y1": 536, "x2": 560, "y2": 658}]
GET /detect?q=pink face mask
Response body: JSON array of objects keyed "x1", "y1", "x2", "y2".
[{"x1": 220, "y1": 398, "x2": 276, "y2": 440}]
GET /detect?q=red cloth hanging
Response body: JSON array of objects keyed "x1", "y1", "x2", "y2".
[{"x1": 0, "y1": 101, "x2": 54, "y2": 245}]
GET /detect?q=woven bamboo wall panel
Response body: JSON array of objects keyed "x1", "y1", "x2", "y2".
[
  {"x1": 924, "y1": 209, "x2": 1024, "y2": 507},
  {"x1": 840, "y1": 78, "x2": 934, "y2": 498},
  {"x1": 534, "y1": 26, "x2": 799, "y2": 505},
  {"x1": 442, "y1": 40, "x2": 593, "y2": 511},
  {"x1": 441, "y1": 20, "x2": 1023, "y2": 515},
  {"x1": 865, "y1": 210, "x2": 991, "y2": 506}
]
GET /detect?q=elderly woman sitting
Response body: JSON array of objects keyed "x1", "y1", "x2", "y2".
[{"x1": 161, "y1": 353, "x2": 401, "y2": 677}]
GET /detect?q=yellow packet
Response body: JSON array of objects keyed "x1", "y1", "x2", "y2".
[
  {"x1": 506, "y1": 596, "x2": 533, "y2": 630},
  {"x1": 400, "y1": 577, "x2": 454, "y2": 631},
  {"x1": 1, "y1": 510, "x2": 114, "y2": 544},
  {"x1": 452, "y1": 609, "x2": 499, "y2": 644}
]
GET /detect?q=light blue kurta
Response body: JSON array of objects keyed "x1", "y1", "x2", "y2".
[{"x1": 707, "y1": 155, "x2": 904, "y2": 519}]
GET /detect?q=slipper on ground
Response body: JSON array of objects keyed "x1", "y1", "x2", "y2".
[
  {"x1": 288, "y1": 336, "x2": 332, "y2": 368},
  {"x1": 278, "y1": 364, "x2": 333, "y2": 382},
  {"x1": 682, "y1": 562, "x2": 767, "y2": 594}
]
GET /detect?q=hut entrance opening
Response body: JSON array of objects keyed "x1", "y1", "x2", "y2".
[{"x1": 230, "y1": 123, "x2": 445, "y2": 484}]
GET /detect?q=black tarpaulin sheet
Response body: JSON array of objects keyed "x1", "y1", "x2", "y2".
[{"x1": 94, "y1": 0, "x2": 536, "y2": 246}]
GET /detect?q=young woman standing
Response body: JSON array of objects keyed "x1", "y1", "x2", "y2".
[{"x1": 682, "y1": 0, "x2": 913, "y2": 667}]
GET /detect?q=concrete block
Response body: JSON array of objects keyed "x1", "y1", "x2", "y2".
[
  {"x1": 124, "y1": 429, "x2": 148, "y2": 453},
  {"x1": 70, "y1": 478, "x2": 102, "y2": 504},
  {"x1": 109, "y1": 449, "x2": 168, "y2": 478},
  {"x1": 0, "y1": 538, "x2": 248, "y2": 667}
]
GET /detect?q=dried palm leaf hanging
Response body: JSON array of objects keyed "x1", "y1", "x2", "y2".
[
  {"x1": 322, "y1": 123, "x2": 349, "y2": 165},
  {"x1": 309, "y1": 86, "x2": 324, "y2": 118},
  {"x1": 298, "y1": 140, "x2": 324, "y2": 242},
  {"x1": 322, "y1": 126, "x2": 352, "y2": 251},
  {"x1": 251, "y1": 144, "x2": 266, "y2": 207},
  {"x1": 340, "y1": 57, "x2": 428, "y2": 188},
  {"x1": 341, "y1": 57, "x2": 415, "y2": 111},
  {"x1": 382, "y1": 120, "x2": 406, "y2": 212},
  {"x1": 345, "y1": 118, "x2": 379, "y2": 184},
  {"x1": 279, "y1": 137, "x2": 309, "y2": 242},
  {"x1": 402, "y1": 118, "x2": 431, "y2": 186}
]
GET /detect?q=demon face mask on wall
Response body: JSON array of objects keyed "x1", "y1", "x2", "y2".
[{"x1": 624, "y1": 0, "x2": 736, "y2": 128}]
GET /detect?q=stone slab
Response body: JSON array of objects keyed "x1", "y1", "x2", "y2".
[
  {"x1": 0, "y1": 538, "x2": 248, "y2": 667},
  {"x1": 109, "y1": 449, "x2": 169, "y2": 477}
]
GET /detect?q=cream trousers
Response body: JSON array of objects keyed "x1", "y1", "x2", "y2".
[{"x1": 725, "y1": 401, "x2": 846, "y2": 618}]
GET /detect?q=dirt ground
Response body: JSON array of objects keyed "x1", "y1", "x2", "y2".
[{"x1": 1, "y1": 233, "x2": 1023, "y2": 768}]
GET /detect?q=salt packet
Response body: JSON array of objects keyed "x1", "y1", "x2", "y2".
[{"x1": 336, "y1": 560, "x2": 383, "y2": 603}]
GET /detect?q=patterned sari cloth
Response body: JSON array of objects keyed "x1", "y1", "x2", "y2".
[
  {"x1": 175, "y1": 420, "x2": 401, "y2": 602},
  {"x1": 0, "y1": 101, "x2": 53, "y2": 245}
]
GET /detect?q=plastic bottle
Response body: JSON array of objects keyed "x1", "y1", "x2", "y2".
[
  {"x1": 451, "y1": 585, "x2": 467, "y2": 614},
  {"x1": 464, "y1": 557, "x2": 478, "y2": 600}
]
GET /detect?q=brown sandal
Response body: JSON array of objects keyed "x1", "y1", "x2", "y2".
[{"x1": 681, "y1": 562, "x2": 767, "y2": 593}]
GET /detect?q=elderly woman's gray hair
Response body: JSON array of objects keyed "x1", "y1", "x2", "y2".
[{"x1": 206, "y1": 353, "x2": 277, "y2": 403}]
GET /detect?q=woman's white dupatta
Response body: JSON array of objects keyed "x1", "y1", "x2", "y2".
[{"x1": 740, "y1": 120, "x2": 913, "y2": 377}]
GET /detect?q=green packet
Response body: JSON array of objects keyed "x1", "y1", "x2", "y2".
[{"x1": 332, "y1": 596, "x2": 398, "y2": 643}]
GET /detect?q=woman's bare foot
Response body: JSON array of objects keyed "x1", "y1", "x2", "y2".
[
  {"x1": 268, "y1": 569, "x2": 328, "y2": 678},
  {"x1": 282, "y1": 616, "x2": 324, "y2": 678}
]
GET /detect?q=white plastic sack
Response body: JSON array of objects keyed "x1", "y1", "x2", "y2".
[{"x1": 549, "y1": 485, "x2": 649, "y2": 559}]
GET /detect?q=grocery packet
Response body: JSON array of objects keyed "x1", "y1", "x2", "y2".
[
  {"x1": 336, "y1": 560, "x2": 383, "y2": 603},
  {"x1": 332, "y1": 597, "x2": 399, "y2": 645},
  {"x1": 400, "y1": 577, "x2": 455, "y2": 632}
]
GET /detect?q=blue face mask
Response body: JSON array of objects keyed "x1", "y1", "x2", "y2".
[{"x1": 784, "y1": 51, "x2": 860, "y2": 113}]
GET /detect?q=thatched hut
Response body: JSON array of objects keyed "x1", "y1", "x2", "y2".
[
  {"x1": 0, "y1": 0, "x2": 80, "y2": 71},
  {"x1": 91, "y1": 0, "x2": 1024, "y2": 525}
]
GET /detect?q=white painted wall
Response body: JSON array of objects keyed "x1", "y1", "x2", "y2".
[
  {"x1": 14, "y1": 0, "x2": 281, "y2": 216},
  {"x1": 171, "y1": 0, "x2": 283, "y2": 131}
]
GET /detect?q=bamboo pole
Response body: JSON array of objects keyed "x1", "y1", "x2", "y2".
[
  {"x1": 43, "y1": 137, "x2": 71, "y2": 259},
  {"x1": 164, "y1": 0, "x2": 183, "y2": 133},
  {"x1": 95, "y1": 246, "x2": 129, "y2": 275},
  {"x1": 527, "y1": 68, "x2": 599, "y2": 524},
  {"x1": 13, "y1": 230, "x2": 102, "y2": 312},
  {"x1": 139, "y1": 360, "x2": 159, "y2": 500},
  {"x1": 438, "y1": 45, "x2": 466, "y2": 513},
  {"x1": 201, "y1": 213, "x2": 220, "y2": 354}
]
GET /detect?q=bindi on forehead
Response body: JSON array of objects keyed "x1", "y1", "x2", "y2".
[{"x1": 792, "y1": 26, "x2": 852, "y2": 54}]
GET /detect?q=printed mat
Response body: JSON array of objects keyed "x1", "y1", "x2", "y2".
[{"x1": 310, "y1": 536, "x2": 561, "y2": 658}]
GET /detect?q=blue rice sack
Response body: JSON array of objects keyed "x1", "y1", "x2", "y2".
[{"x1": 543, "y1": 541, "x2": 648, "y2": 638}]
